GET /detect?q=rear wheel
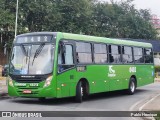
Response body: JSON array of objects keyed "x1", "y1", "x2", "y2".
[{"x1": 127, "y1": 78, "x2": 136, "y2": 95}]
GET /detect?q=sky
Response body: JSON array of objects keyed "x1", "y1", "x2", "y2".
[{"x1": 101, "y1": 0, "x2": 160, "y2": 17}]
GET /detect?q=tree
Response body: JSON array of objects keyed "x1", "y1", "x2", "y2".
[
  {"x1": 0, "y1": 0, "x2": 159, "y2": 52},
  {"x1": 0, "y1": 0, "x2": 15, "y2": 50},
  {"x1": 53, "y1": 0, "x2": 93, "y2": 34},
  {"x1": 92, "y1": 0, "x2": 158, "y2": 39}
]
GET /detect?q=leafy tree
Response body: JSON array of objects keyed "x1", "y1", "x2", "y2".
[
  {"x1": 0, "y1": 0, "x2": 15, "y2": 50},
  {"x1": 0, "y1": 0, "x2": 159, "y2": 53},
  {"x1": 92, "y1": 0, "x2": 157, "y2": 39},
  {"x1": 53, "y1": 0, "x2": 93, "y2": 34}
]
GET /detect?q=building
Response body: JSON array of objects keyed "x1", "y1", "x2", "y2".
[{"x1": 151, "y1": 15, "x2": 160, "y2": 37}]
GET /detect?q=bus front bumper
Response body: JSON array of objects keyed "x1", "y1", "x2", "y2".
[{"x1": 8, "y1": 85, "x2": 56, "y2": 98}]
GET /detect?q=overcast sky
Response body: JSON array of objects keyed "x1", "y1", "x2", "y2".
[{"x1": 101, "y1": 0, "x2": 160, "y2": 17}]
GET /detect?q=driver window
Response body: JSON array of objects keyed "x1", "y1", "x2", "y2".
[
  {"x1": 65, "y1": 45, "x2": 73, "y2": 64},
  {"x1": 58, "y1": 44, "x2": 74, "y2": 73}
]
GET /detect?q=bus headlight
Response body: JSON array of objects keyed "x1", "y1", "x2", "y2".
[
  {"x1": 43, "y1": 76, "x2": 53, "y2": 88},
  {"x1": 8, "y1": 76, "x2": 14, "y2": 87}
]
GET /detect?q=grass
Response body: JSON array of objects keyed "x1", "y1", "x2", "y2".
[{"x1": 155, "y1": 112, "x2": 160, "y2": 120}]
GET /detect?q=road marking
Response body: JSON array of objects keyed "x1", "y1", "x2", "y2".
[
  {"x1": 138, "y1": 93, "x2": 160, "y2": 111},
  {"x1": 130, "y1": 99, "x2": 146, "y2": 120},
  {"x1": 129, "y1": 99, "x2": 144, "y2": 111},
  {"x1": 135, "y1": 93, "x2": 160, "y2": 120},
  {"x1": 129, "y1": 91, "x2": 160, "y2": 120}
]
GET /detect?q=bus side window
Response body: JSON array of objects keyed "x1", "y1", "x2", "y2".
[
  {"x1": 122, "y1": 46, "x2": 133, "y2": 63},
  {"x1": 109, "y1": 54, "x2": 114, "y2": 63},
  {"x1": 144, "y1": 48, "x2": 153, "y2": 63},
  {"x1": 108, "y1": 45, "x2": 121, "y2": 63},
  {"x1": 133, "y1": 47, "x2": 144, "y2": 63},
  {"x1": 58, "y1": 44, "x2": 74, "y2": 73},
  {"x1": 76, "y1": 42, "x2": 92, "y2": 64},
  {"x1": 94, "y1": 43, "x2": 108, "y2": 63}
]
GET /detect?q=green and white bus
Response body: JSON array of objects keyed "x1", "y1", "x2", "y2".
[{"x1": 8, "y1": 32, "x2": 154, "y2": 102}]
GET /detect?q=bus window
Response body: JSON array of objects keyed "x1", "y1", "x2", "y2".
[
  {"x1": 76, "y1": 42, "x2": 92, "y2": 64},
  {"x1": 58, "y1": 44, "x2": 74, "y2": 73},
  {"x1": 144, "y1": 48, "x2": 153, "y2": 63},
  {"x1": 122, "y1": 46, "x2": 133, "y2": 63},
  {"x1": 109, "y1": 45, "x2": 121, "y2": 63},
  {"x1": 133, "y1": 47, "x2": 144, "y2": 63},
  {"x1": 94, "y1": 44, "x2": 107, "y2": 63}
]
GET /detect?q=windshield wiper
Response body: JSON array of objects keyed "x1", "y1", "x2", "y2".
[
  {"x1": 20, "y1": 44, "x2": 27, "y2": 56},
  {"x1": 20, "y1": 44, "x2": 30, "y2": 64},
  {"x1": 32, "y1": 43, "x2": 45, "y2": 65}
]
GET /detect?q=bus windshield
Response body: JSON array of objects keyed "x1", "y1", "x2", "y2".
[{"x1": 10, "y1": 44, "x2": 54, "y2": 75}]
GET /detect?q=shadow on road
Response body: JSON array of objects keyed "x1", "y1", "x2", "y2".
[{"x1": 10, "y1": 89, "x2": 149, "y2": 105}]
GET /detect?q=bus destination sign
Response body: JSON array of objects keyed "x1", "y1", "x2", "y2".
[{"x1": 16, "y1": 35, "x2": 53, "y2": 43}]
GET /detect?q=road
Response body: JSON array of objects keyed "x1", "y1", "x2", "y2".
[{"x1": 0, "y1": 82, "x2": 160, "y2": 120}]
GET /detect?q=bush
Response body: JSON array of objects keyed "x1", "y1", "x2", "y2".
[
  {"x1": 155, "y1": 111, "x2": 160, "y2": 120},
  {"x1": 155, "y1": 66, "x2": 160, "y2": 73}
]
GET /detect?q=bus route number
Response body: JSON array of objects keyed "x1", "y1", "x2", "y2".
[{"x1": 129, "y1": 67, "x2": 136, "y2": 73}]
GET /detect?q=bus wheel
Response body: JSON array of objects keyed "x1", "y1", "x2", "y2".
[
  {"x1": 75, "y1": 81, "x2": 83, "y2": 103},
  {"x1": 127, "y1": 78, "x2": 136, "y2": 95},
  {"x1": 38, "y1": 97, "x2": 46, "y2": 102}
]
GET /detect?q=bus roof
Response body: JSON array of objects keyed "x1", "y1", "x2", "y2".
[
  {"x1": 59, "y1": 32, "x2": 152, "y2": 48},
  {"x1": 16, "y1": 32, "x2": 152, "y2": 48}
]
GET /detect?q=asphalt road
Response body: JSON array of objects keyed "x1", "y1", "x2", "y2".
[{"x1": 0, "y1": 82, "x2": 160, "y2": 120}]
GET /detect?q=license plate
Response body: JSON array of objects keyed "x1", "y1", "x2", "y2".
[{"x1": 23, "y1": 90, "x2": 32, "y2": 94}]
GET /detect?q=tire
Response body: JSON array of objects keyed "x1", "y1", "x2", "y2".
[
  {"x1": 127, "y1": 78, "x2": 136, "y2": 95},
  {"x1": 75, "y1": 81, "x2": 83, "y2": 103}
]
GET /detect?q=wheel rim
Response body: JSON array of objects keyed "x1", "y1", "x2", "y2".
[{"x1": 130, "y1": 81, "x2": 135, "y2": 93}]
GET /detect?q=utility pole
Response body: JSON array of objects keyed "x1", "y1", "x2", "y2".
[{"x1": 15, "y1": 0, "x2": 19, "y2": 38}]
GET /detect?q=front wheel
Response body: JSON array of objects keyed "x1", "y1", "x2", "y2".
[
  {"x1": 127, "y1": 78, "x2": 136, "y2": 95},
  {"x1": 75, "y1": 81, "x2": 83, "y2": 103}
]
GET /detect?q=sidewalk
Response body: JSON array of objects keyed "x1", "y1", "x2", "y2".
[
  {"x1": 0, "y1": 78, "x2": 8, "y2": 97},
  {"x1": 155, "y1": 78, "x2": 160, "y2": 82},
  {"x1": 142, "y1": 95, "x2": 160, "y2": 111},
  {"x1": 142, "y1": 80, "x2": 160, "y2": 111}
]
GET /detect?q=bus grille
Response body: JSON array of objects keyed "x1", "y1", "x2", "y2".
[
  {"x1": 10, "y1": 75, "x2": 49, "y2": 83},
  {"x1": 15, "y1": 78, "x2": 43, "y2": 83},
  {"x1": 10, "y1": 75, "x2": 47, "y2": 83},
  {"x1": 17, "y1": 86, "x2": 39, "y2": 89}
]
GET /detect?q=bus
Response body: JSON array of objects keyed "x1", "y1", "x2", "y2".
[{"x1": 8, "y1": 32, "x2": 154, "y2": 102}]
